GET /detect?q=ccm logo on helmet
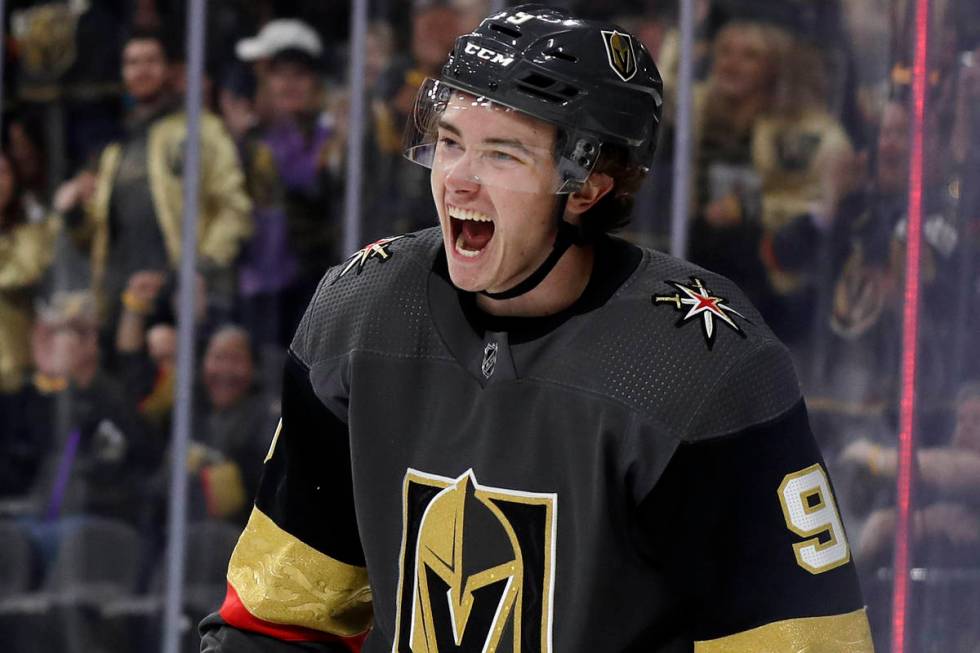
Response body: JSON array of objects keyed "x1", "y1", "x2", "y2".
[{"x1": 464, "y1": 42, "x2": 515, "y2": 66}]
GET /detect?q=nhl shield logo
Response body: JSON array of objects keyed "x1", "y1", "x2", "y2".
[
  {"x1": 482, "y1": 341, "x2": 498, "y2": 379},
  {"x1": 601, "y1": 30, "x2": 637, "y2": 82}
]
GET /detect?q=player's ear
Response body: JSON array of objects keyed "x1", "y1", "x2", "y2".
[{"x1": 565, "y1": 172, "x2": 614, "y2": 219}]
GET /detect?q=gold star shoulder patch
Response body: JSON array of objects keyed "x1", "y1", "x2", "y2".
[
  {"x1": 333, "y1": 234, "x2": 415, "y2": 284},
  {"x1": 652, "y1": 277, "x2": 749, "y2": 349}
]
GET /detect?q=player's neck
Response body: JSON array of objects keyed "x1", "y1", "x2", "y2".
[{"x1": 476, "y1": 243, "x2": 595, "y2": 318}]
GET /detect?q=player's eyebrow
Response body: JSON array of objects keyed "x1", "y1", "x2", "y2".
[
  {"x1": 437, "y1": 119, "x2": 462, "y2": 136},
  {"x1": 482, "y1": 137, "x2": 535, "y2": 156}
]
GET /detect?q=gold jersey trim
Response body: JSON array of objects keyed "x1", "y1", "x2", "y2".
[
  {"x1": 227, "y1": 507, "x2": 372, "y2": 636},
  {"x1": 694, "y1": 608, "x2": 873, "y2": 653}
]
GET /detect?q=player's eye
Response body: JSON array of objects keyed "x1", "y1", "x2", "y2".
[
  {"x1": 486, "y1": 149, "x2": 522, "y2": 164},
  {"x1": 438, "y1": 136, "x2": 462, "y2": 151}
]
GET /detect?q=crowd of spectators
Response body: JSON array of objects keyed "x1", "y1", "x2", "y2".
[{"x1": 0, "y1": 0, "x2": 978, "y2": 651}]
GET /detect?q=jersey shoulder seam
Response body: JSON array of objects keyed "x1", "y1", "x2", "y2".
[{"x1": 679, "y1": 336, "x2": 798, "y2": 441}]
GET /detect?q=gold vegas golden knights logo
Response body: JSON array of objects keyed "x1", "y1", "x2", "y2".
[
  {"x1": 12, "y1": 4, "x2": 79, "y2": 79},
  {"x1": 393, "y1": 469, "x2": 557, "y2": 653},
  {"x1": 601, "y1": 30, "x2": 637, "y2": 82}
]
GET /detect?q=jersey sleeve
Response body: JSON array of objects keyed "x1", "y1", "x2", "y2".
[
  {"x1": 638, "y1": 343, "x2": 874, "y2": 651},
  {"x1": 199, "y1": 350, "x2": 371, "y2": 653}
]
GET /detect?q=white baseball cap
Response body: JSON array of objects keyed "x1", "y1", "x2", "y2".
[{"x1": 236, "y1": 19, "x2": 323, "y2": 61}]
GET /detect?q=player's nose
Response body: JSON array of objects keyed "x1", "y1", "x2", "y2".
[{"x1": 443, "y1": 154, "x2": 481, "y2": 194}]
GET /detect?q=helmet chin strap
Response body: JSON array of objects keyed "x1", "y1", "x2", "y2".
[{"x1": 480, "y1": 194, "x2": 586, "y2": 301}]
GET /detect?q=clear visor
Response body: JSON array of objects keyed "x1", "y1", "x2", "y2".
[{"x1": 403, "y1": 78, "x2": 597, "y2": 194}]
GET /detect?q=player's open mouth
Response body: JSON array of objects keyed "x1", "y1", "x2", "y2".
[{"x1": 448, "y1": 205, "x2": 494, "y2": 258}]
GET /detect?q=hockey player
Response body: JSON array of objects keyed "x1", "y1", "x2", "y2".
[{"x1": 201, "y1": 5, "x2": 874, "y2": 652}]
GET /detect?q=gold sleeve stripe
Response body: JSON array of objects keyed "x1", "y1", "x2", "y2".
[
  {"x1": 694, "y1": 608, "x2": 873, "y2": 653},
  {"x1": 227, "y1": 507, "x2": 373, "y2": 637}
]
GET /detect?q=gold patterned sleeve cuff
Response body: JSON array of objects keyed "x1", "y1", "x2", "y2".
[
  {"x1": 226, "y1": 507, "x2": 373, "y2": 637},
  {"x1": 694, "y1": 608, "x2": 874, "y2": 653}
]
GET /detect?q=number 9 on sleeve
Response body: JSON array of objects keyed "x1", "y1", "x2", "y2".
[{"x1": 778, "y1": 464, "x2": 851, "y2": 574}]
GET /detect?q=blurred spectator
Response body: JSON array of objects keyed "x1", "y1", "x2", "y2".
[
  {"x1": 139, "y1": 323, "x2": 178, "y2": 426},
  {"x1": 950, "y1": 44, "x2": 980, "y2": 387},
  {"x1": 686, "y1": 20, "x2": 854, "y2": 343},
  {"x1": 1, "y1": 291, "x2": 160, "y2": 524},
  {"x1": 234, "y1": 24, "x2": 341, "y2": 348},
  {"x1": 359, "y1": 20, "x2": 401, "y2": 167},
  {"x1": 451, "y1": 0, "x2": 491, "y2": 33},
  {"x1": 186, "y1": 325, "x2": 271, "y2": 526},
  {"x1": 217, "y1": 64, "x2": 260, "y2": 144},
  {"x1": 372, "y1": 1, "x2": 465, "y2": 235},
  {"x1": 114, "y1": 269, "x2": 171, "y2": 421},
  {"x1": 114, "y1": 268, "x2": 212, "y2": 435},
  {"x1": 814, "y1": 99, "x2": 960, "y2": 414},
  {"x1": 235, "y1": 18, "x2": 325, "y2": 119},
  {"x1": 842, "y1": 379, "x2": 980, "y2": 652},
  {"x1": 951, "y1": 45, "x2": 980, "y2": 166},
  {"x1": 365, "y1": 21, "x2": 396, "y2": 93},
  {"x1": 0, "y1": 150, "x2": 60, "y2": 394},
  {"x1": 842, "y1": 0, "x2": 894, "y2": 134},
  {"x1": 54, "y1": 27, "x2": 252, "y2": 344},
  {"x1": 843, "y1": 382, "x2": 980, "y2": 567},
  {"x1": 3, "y1": 115, "x2": 50, "y2": 220},
  {"x1": 9, "y1": 0, "x2": 124, "y2": 172}
]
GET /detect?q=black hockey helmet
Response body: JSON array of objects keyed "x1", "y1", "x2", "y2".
[{"x1": 404, "y1": 3, "x2": 664, "y2": 193}]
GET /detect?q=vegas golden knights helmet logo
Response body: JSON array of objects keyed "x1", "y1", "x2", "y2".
[
  {"x1": 601, "y1": 30, "x2": 637, "y2": 82},
  {"x1": 393, "y1": 469, "x2": 557, "y2": 652}
]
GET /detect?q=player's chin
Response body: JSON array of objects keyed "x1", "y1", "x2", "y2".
[{"x1": 445, "y1": 262, "x2": 487, "y2": 293}]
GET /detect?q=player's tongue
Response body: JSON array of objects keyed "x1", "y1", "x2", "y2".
[{"x1": 459, "y1": 219, "x2": 493, "y2": 251}]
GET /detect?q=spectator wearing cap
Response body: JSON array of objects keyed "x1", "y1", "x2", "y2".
[
  {"x1": 235, "y1": 18, "x2": 324, "y2": 69},
  {"x1": 54, "y1": 27, "x2": 253, "y2": 341},
  {"x1": 235, "y1": 18, "x2": 326, "y2": 122},
  {"x1": 234, "y1": 21, "x2": 341, "y2": 350}
]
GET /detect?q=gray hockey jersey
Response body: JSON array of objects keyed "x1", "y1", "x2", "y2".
[{"x1": 201, "y1": 228, "x2": 872, "y2": 653}]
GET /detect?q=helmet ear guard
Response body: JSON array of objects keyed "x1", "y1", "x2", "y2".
[{"x1": 558, "y1": 133, "x2": 602, "y2": 193}]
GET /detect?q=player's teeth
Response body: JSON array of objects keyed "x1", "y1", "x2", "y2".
[
  {"x1": 455, "y1": 233, "x2": 481, "y2": 257},
  {"x1": 449, "y1": 207, "x2": 492, "y2": 222}
]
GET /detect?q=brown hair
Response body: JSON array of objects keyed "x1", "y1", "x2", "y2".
[
  {"x1": 579, "y1": 143, "x2": 648, "y2": 236},
  {"x1": 706, "y1": 21, "x2": 829, "y2": 121}
]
